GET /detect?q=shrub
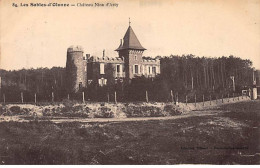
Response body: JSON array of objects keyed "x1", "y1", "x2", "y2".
[
  {"x1": 142, "y1": 106, "x2": 163, "y2": 117},
  {"x1": 164, "y1": 104, "x2": 182, "y2": 115},
  {"x1": 125, "y1": 106, "x2": 141, "y2": 117},
  {"x1": 9, "y1": 106, "x2": 21, "y2": 114},
  {"x1": 60, "y1": 106, "x2": 71, "y2": 113},
  {"x1": 22, "y1": 108, "x2": 30, "y2": 115},
  {"x1": 72, "y1": 105, "x2": 83, "y2": 112},
  {"x1": 85, "y1": 107, "x2": 91, "y2": 113},
  {"x1": 94, "y1": 107, "x2": 114, "y2": 118},
  {"x1": 125, "y1": 105, "x2": 163, "y2": 117},
  {"x1": 42, "y1": 108, "x2": 52, "y2": 116}
]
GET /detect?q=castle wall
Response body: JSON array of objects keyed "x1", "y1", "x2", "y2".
[
  {"x1": 142, "y1": 59, "x2": 160, "y2": 77},
  {"x1": 87, "y1": 56, "x2": 125, "y2": 86}
]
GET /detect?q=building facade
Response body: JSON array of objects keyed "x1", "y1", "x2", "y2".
[{"x1": 66, "y1": 23, "x2": 160, "y2": 92}]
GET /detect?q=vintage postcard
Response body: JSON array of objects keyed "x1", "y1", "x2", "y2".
[{"x1": 0, "y1": 0, "x2": 260, "y2": 165}]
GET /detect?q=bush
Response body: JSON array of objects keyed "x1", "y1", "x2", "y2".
[
  {"x1": 94, "y1": 107, "x2": 114, "y2": 118},
  {"x1": 142, "y1": 106, "x2": 163, "y2": 117},
  {"x1": 9, "y1": 106, "x2": 21, "y2": 114},
  {"x1": 57, "y1": 105, "x2": 89, "y2": 118},
  {"x1": 22, "y1": 108, "x2": 30, "y2": 115},
  {"x1": 42, "y1": 108, "x2": 52, "y2": 116},
  {"x1": 164, "y1": 104, "x2": 182, "y2": 115},
  {"x1": 62, "y1": 99, "x2": 75, "y2": 107},
  {"x1": 72, "y1": 105, "x2": 83, "y2": 112},
  {"x1": 125, "y1": 105, "x2": 163, "y2": 117}
]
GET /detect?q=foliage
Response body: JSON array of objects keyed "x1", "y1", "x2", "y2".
[{"x1": 0, "y1": 55, "x2": 256, "y2": 102}]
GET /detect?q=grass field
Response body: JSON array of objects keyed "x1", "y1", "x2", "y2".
[{"x1": 0, "y1": 100, "x2": 259, "y2": 164}]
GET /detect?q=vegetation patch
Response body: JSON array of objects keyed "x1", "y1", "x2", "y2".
[
  {"x1": 0, "y1": 101, "x2": 259, "y2": 164},
  {"x1": 163, "y1": 104, "x2": 182, "y2": 116},
  {"x1": 94, "y1": 107, "x2": 114, "y2": 118},
  {"x1": 1, "y1": 101, "x2": 183, "y2": 119}
]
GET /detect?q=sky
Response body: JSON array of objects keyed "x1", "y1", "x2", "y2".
[{"x1": 1, "y1": 0, "x2": 260, "y2": 70}]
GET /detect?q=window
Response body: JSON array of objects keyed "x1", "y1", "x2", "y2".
[
  {"x1": 98, "y1": 78, "x2": 107, "y2": 87},
  {"x1": 100, "y1": 63, "x2": 105, "y2": 74},
  {"x1": 148, "y1": 66, "x2": 151, "y2": 74},
  {"x1": 135, "y1": 55, "x2": 137, "y2": 60},
  {"x1": 79, "y1": 82, "x2": 82, "y2": 89},
  {"x1": 152, "y1": 67, "x2": 156, "y2": 74},
  {"x1": 88, "y1": 80, "x2": 92, "y2": 85},
  {"x1": 116, "y1": 64, "x2": 123, "y2": 77},
  {"x1": 135, "y1": 65, "x2": 138, "y2": 74},
  {"x1": 116, "y1": 64, "x2": 120, "y2": 73}
]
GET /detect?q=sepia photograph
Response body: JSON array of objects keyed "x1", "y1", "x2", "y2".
[{"x1": 0, "y1": 0, "x2": 260, "y2": 165}]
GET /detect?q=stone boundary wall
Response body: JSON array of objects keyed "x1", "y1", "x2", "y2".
[{"x1": 0, "y1": 96, "x2": 251, "y2": 122}]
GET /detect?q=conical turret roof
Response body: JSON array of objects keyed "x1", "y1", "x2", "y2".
[{"x1": 115, "y1": 26, "x2": 146, "y2": 51}]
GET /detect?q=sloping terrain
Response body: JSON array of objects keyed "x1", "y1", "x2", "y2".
[{"x1": 0, "y1": 100, "x2": 259, "y2": 164}]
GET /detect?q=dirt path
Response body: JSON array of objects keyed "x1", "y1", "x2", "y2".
[
  {"x1": 0, "y1": 109, "x2": 219, "y2": 124},
  {"x1": 50, "y1": 110, "x2": 219, "y2": 123}
]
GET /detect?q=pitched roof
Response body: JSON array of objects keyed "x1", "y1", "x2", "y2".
[{"x1": 115, "y1": 26, "x2": 146, "y2": 51}]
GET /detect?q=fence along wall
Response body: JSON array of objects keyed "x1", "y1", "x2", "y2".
[{"x1": 0, "y1": 90, "x2": 252, "y2": 105}]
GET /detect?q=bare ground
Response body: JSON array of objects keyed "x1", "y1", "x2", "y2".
[{"x1": 0, "y1": 99, "x2": 259, "y2": 165}]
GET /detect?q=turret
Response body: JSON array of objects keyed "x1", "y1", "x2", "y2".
[
  {"x1": 115, "y1": 19, "x2": 146, "y2": 80},
  {"x1": 66, "y1": 45, "x2": 86, "y2": 92}
]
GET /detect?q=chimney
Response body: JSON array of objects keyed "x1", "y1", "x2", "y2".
[
  {"x1": 103, "y1": 49, "x2": 105, "y2": 58},
  {"x1": 120, "y1": 39, "x2": 123, "y2": 45},
  {"x1": 86, "y1": 54, "x2": 90, "y2": 60}
]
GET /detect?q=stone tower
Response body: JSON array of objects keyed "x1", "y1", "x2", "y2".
[
  {"x1": 115, "y1": 23, "x2": 146, "y2": 80},
  {"x1": 66, "y1": 45, "x2": 86, "y2": 92}
]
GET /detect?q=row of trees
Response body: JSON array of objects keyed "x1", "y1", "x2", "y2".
[
  {"x1": 159, "y1": 55, "x2": 254, "y2": 92},
  {"x1": 0, "y1": 55, "x2": 257, "y2": 102}
]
